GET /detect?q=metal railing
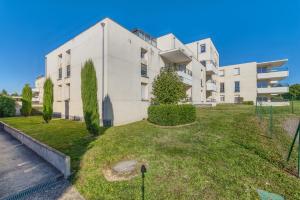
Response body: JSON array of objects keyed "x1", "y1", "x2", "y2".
[{"x1": 257, "y1": 67, "x2": 288, "y2": 74}]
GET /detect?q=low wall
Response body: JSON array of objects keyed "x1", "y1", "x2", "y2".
[{"x1": 0, "y1": 122, "x2": 70, "y2": 178}]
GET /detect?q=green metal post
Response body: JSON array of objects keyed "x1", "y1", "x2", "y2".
[
  {"x1": 287, "y1": 121, "x2": 300, "y2": 162},
  {"x1": 298, "y1": 127, "x2": 300, "y2": 177},
  {"x1": 255, "y1": 99, "x2": 258, "y2": 115},
  {"x1": 291, "y1": 97, "x2": 294, "y2": 114},
  {"x1": 269, "y1": 105, "x2": 273, "y2": 138}
]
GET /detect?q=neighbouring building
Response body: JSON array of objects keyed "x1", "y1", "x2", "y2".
[
  {"x1": 44, "y1": 17, "x2": 289, "y2": 126},
  {"x1": 218, "y1": 59, "x2": 289, "y2": 106},
  {"x1": 32, "y1": 75, "x2": 45, "y2": 105}
]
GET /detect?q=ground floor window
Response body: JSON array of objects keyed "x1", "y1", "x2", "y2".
[{"x1": 220, "y1": 95, "x2": 225, "y2": 102}]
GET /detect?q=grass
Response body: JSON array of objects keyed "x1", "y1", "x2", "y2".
[{"x1": 1, "y1": 102, "x2": 300, "y2": 199}]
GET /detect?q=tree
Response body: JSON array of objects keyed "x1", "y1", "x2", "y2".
[
  {"x1": 11, "y1": 92, "x2": 19, "y2": 96},
  {"x1": 43, "y1": 78, "x2": 54, "y2": 123},
  {"x1": 20, "y1": 84, "x2": 32, "y2": 116},
  {"x1": 81, "y1": 60, "x2": 100, "y2": 134},
  {"x1": 282, "y1": 84, "x2": 300, "y2": 100},
  {"x1": 152, "y1": 68, "x2": 187, "y2": 104},
  {"x1": 1, "y1": 89, "x2": 8, "y2": 96}
]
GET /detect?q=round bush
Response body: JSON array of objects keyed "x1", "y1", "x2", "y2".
[
  {"x1": 148, "y1": 104, "x2": 196, "y2": 126},
  {"x1": 0, "y1": 95, "x2": 16, "y2": 117}
]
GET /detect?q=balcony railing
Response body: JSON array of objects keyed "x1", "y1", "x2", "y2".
[{"x1": 257, "y1": 67, "x2": 288, "y2": 73}]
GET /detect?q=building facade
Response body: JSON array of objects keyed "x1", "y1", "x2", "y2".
[
  {"x1": 32, "y1": 75, "x2": 45, "y2": 105},
  {"x1": 44, "y1": 18, "x2": 289, "y2": 126},
  {"x1": 218, "y1": 60, "x2": 289, "y2": 106}
]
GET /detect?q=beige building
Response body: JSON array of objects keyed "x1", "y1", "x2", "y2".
[
  {"x1": 32, "y1": 75, "x2": 45, "y2": 104},
  {"x1": 218, "y1": 59, "x2": 289, "y2": 106},
  {"x1": 44, "y1": 17, "x2": 289, "y2": 126}
]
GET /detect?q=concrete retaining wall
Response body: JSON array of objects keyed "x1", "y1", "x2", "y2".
[{"x1": 0, "y1": 122, "x2": 70, "y2": 178}]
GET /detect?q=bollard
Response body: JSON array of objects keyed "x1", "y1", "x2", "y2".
[
  {"x1": 141, "y1": 165, "x2": 147, "y2": 200},
  {"x1": 287, "y1": 121, "x2": 300, "y2": 177}
]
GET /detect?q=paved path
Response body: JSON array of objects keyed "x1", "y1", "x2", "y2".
[{"x1": 0, "y1": 129, "x2": 61, "y2": 199}]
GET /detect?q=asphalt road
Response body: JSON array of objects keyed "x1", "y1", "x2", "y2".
[{"x1": 0, "y1": 129, "x2": 61, "y2": 199}]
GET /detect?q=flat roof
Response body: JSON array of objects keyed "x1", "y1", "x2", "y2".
[{"x1": 257, "y1": 59, "x2": 288, "y2": 68}]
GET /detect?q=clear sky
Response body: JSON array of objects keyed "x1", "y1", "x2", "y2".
[{"x1": 0, "y1": 0, "x2": 299, "y2": 94}]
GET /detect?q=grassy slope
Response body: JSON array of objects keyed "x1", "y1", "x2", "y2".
[{"x1": 1, "y1": 103, "x2": 300, "y2": 199}]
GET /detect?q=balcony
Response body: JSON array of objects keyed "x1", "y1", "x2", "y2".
[
  {"x1": 159, "y1": 48, "x2": 192, "y2": 63},
  {"x1": 206, "y1": 80, "x2": 217, "y2": 91},
  {"x1": 206, "y1": 63, "x2": 218, "y2": 74},
  {"x1": 257, "y1": 84, "x2": 289, "y2": 94},
  {"x1": 177, "y1": 70, "x2": 192, "y2": 86},
  {"x1": 257, "y1": 68, "x2": 288, "y2": 80}
]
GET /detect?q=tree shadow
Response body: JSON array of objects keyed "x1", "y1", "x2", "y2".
[{"x1": 102, "y1": 95, "x2": 114, "y2": 127}]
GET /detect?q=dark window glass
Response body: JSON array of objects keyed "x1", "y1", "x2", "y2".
[
  {"x1": 220, "y1": 82, "x2": 225, "y2": 93},
  {"x1": 200, "y1": 61, "x2": 206, "y2": 67},
  {"x1": 234, "y1": 81, "x2": 240, "y2": 92},
  {"x1": 66, "y1": 65, "x2": 71, "y2": 78},
  {"x1": 141, "y1": 64, "x2": 148, "y2": 77},
  {"x1": 200, "y1": 44, "x2": 206, "y2": 53},
  {"x1": 58, "y1": 68, "x2": 62, "y2": 79}
]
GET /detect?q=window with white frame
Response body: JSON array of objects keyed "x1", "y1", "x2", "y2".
[
  {"x1": 141, "y1": 83, "x2": 148, "y2": 100},
  {"x1": 220, "y1": 95, "x2": 225, "y2": 102},
  {"x1": 234, "y1": 81, "x2": 240, "y2": 92},
  {"x1": 219, "y1": 70, "x2": 224, "y2": 77},
  {"x1": 200, "y1": 44, "x2": 206, "y2": 53},
  {"x1": 233, "y1": 68, "x2": 240, "y2": 75}
]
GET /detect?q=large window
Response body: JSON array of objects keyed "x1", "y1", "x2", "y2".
[
  {"x1": 234, "y1": 81, "x2": 240, "y2": 92},
  {"x1": 141, "y1": 64, "x2": 148, "y2": 77},
  {"x1": 200, "y1": 44, "x2": 206, "y2": 53},
  {"x1": 220, "y1": 95, "x2": 225, "y2": 102},
  {"x1": 220, "y1": 82, "x2": 225, "y2": 93},
  {"x1": 219, "y1": 70, "x2": 224, "y2": 77},
  {"x1": 233, "y1": 68, "x2": 240, "y2": 75},
  {"x1": 66, "y1": 65, "x2": 71, "y2": 78},
  {"x1": 58, "y1": 68, "x2": 62, "y2": 80},
  {"x1": 141, "y1": 48, "x2": 147, "y2": 59}
]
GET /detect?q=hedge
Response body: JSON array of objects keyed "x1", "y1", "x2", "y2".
[
  {"x1": 148, "y1": 104, "x2": 196, "y2": 126},
  {"x1": 242, "y1": 101, "x2": 254, "y2": 105},
  {"x1": 0, "y1": 95, "x2": 16, "y2": 117}
]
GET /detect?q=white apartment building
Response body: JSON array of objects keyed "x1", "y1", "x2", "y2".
[
  {"x1": 218, "y1": 59, "x2": 289, "y2": 106},
  {"x1": 44, "y1": 17, "x2": 289, "y2": 126},
  {"x1": 32, "y1": 75, "x2": 45, "y2": 104}
]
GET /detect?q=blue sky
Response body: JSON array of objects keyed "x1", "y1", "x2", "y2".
[{"x1": 0, "y1": 0, "x2": 299, "y2": 94}]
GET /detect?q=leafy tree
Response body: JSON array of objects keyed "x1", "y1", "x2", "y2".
[
  {"x1": 282, "y1": 84, "x2": 300, "y2": 100},
  {"x1": 11, "y1": 92, "x2": 19, "y2": 96},
  {"x1": 1, "y1": 89, "x2": 8, "y2": 96},
  {"x1": 20, "y1": 84, "x2": 32, "y2": 116},
  {"x1": 0, "y1": 95, "x2": 16, "y2": 117},
  {"x1": 43, "y1": 78, "x2": 54, "y2": 123},
  {"x1": 81, "y1": 60, "x2": 100, "y2": 134},
  {"x1": 152, "y1": 68, "x2": 187, "y2": 104}
]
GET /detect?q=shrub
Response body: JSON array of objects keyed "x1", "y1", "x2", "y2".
[
  {"x1": 148, "y1": 104, "x2": 196, "y2": 126},
  {"x1": 242, "y1": 101, "x2": 254, "y2": 105},
  {"x1": 152, "y1": 68, "x2": 187, "y2": 104},
  {"x1": 20, "y1": 84, "x2": 32, "y2": 116},
  {"x1": 43, "y1": 78, "x2": 54, "y2": 123},
  {"x1": 81, "y1": 60, "x2": 100, "y2": 134},
  {"x1": 0, "y1": 95, "x2": 16, "y2": 117}
]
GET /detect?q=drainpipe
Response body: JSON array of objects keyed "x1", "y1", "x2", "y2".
[{"x1": 101, "y1": 22, "x2": 105, "y2": 124}]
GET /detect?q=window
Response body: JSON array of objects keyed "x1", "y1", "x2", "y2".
[
  {"x1": 66, "y1": 50, "x2": 71, "y2": 66},
  {"x1": 66, "y1": 65, "x2": 71, "y2": 78},
  {"x1": 219, "y1": 70, "x2": 224, "y2": 77},
  {"x1": 58, "y1": 68, "x2": 62, "y2": 80},
  {"x1": 220, "y1": 82, "x2": 225, "y2": 93},
  {"x1": 234, "y1": 81, "x2": 240, "y2": 92},
  {"x1": 141, "y1": 64, "x2": 148, "y2": 77},
  {"x1": 233, "y1": 68, "x2": 240, "y2": 75},
  {"x1": 65, "y1": 84, "x2": 70, "y2": 100},
  {"x1": 200, "y1": 44, "x2": 206, "y2": 53},
  {"x1": 234, "y1": 95, "x2": 241, "y2": 103},
  {"x1": 58, "y1": 54, "x2": 62, "y2": 67},
  {"x1": 200, "y1": 60, "x2": 206, "y2": 67},
  {"x1": 201, "y1": 79, "x2": 203, "y2": 87},
  {"x1": 141, "y1": 48, "x2": 147, "y2": 59},
  {"x1": 141, "y1": 83, "x2": 148, "y2": 100},
  {"x1": 57, "y1": 85, "x2": 62, "y2": 101},
  {"x1": 220, "y1": 96, "x2": 225, "y2": 102}
]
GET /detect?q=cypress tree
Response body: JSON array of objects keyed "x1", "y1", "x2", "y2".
[
  {"x1": 20, "y1": 84, "x2": 32, "y2": 116},
  {"x1": 43, "y1": 78, "x2": 54, "y2": 123},
  {"x1": 81, "y1": 59, "x2": 100, "y2": 135}
]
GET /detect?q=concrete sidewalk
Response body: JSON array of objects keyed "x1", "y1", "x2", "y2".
[{"x1": 0, "y1": 129, "x2": 61, "y2": 199}]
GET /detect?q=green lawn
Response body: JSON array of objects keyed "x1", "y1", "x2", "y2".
[{"x1": 1, "y1": 103, "x2": 300, "y2": 199}]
